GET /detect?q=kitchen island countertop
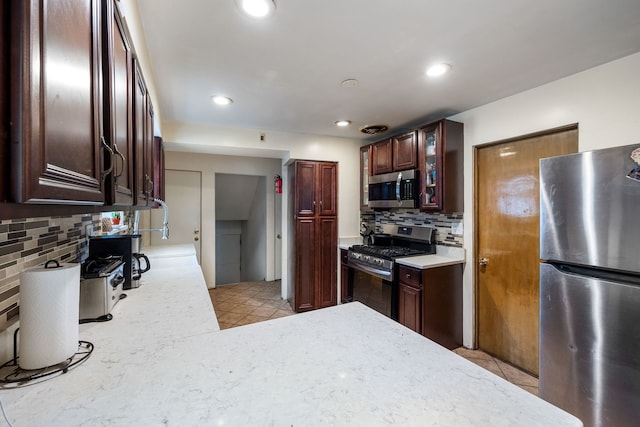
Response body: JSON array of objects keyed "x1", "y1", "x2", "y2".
[{"x1": 0, "y1": 246, "x2": 580, "y2": 426}]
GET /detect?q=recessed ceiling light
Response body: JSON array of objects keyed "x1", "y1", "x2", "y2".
[
  {"x1": 236, "y1": 0, "x2": 276, "y2": 18},
  {"x1": 426, "y1": 63, "x2": 452, "y2": 77},
  {"x1": 212, "y1": 95, "x2": 233, "y2": 106},
  {"x1": 335, "y1": 120, "x2": 351, "y2": 127}
]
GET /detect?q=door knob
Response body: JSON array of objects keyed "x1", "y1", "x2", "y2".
[
  {"x1": 194, "y1": 237, "x2": 199, "y2": 241},
  {"x1": 479, "y1": 257, "x2": 489, "y2": 266}
]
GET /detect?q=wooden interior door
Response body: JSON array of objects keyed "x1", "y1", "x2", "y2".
[{"x1": 476, "y1": 125, "x2": 578, "y2": 375}]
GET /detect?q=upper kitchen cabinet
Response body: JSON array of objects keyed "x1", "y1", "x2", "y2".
[
  {"x1": 392, "y1": 131, "x2": 418, "y2": 171},
  {"x1": 132, "y1": 59, "x2": 155, "y2": 207},
  {"x1": 294, "y1": 160, "x2": 337, "y2": 217},
  {"x1": 370, "y1": 131, "x2": 418, "y2": 176},
  {"x1": 103, "y1": 0, "x2": 134, "y2": 206},
  {"x1": 371, "y1": 139, "x2": 393, "y2": 175},
  {"x1": 0, "y1": 2, "x2": 8, "y2": 202},
  {"x1": 360, "y1": 145, "x2": 371, "y2": 210},
  {"x1": 418, "y1": 120, "x2": 464, "y2": 213},
  {"x1": 152, "y1": 136, "x2": 165, "y2": 201},
  {"x1": 9, "y1": 0, "x2": 107, "y2": 204}
]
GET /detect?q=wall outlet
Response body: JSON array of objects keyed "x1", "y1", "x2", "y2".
[{"x1": 451, "y1": 221, "x2": 464, "y2": 236}]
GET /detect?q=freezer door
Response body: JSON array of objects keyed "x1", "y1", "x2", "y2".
[
  {"x1": 539, "y1": 263, "x2": 640, "y2": 427},
  {"x1": 540, "y1": 144, "x2": 640, "y2": 272}
]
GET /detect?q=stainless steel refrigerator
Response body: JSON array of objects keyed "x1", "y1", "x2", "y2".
[{"x1": 539, "y1": 143, "x2": 640, "y2": 427}]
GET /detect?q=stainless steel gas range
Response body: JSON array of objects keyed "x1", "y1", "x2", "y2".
[{"x1": 347, "y1": 224, "x2": 436, "y2": 320}]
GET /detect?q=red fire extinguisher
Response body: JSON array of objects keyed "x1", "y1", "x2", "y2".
[{"x1": 275, "y1": 175, "x2": 282, "y2": 194}]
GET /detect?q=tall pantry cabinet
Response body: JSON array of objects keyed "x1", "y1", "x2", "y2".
[{"x1": 289, "y1": 160, "x2": 338, "y2": 312}]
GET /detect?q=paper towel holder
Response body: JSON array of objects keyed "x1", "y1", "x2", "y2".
[{"x1": 0, "y1": 329, "x2": 94, "y2": 385}]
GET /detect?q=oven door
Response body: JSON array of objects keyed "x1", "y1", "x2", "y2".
[{"x1": 349, "y1": 264, "x2": 398, "y2": 320}]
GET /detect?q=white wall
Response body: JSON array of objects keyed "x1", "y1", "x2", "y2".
[
  {"x1": 241, "y1": 177, "x2": 267, "y2": 281},
  {"x1": 450, "y1": 52, "x2": 640, "y2": 347},
  {"x1": 215, "y1": 220, "x2": 242, "y2": 285}
]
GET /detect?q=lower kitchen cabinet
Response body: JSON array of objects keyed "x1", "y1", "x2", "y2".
[
  {"x1": 340, "y1": 249, "x2": 351, "y2": 303},
  {"x1": 398, "y1": 264, "x2": 463, "y2": 349},
  {"x1": 399, "y1": 283, "x2": 422, "y2": 333},
  {"x1": 423, "y1": 264, "x2": 463, "y2": 350}
]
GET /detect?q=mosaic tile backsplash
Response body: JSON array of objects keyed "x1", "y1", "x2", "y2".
[
  {"x1": 361, "y1": 210, "x2": 464, "y2": 248},
  {"x1": 0, "y1": 214, "x2": 101, "y2": 332}
]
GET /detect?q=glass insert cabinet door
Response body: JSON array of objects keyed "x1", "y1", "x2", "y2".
[
  {"x1": 360, "y1": 145, "x2": 371, "y2": 209},
  {"x1": 420, "y1": 127, "x2": 440, "y2": 208}
]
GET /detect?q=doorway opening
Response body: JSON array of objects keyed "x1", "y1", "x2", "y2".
[
  {"x1": 474, "y1": 124, "x2": 578, "y2": 376},
  {"x1": 215, "y1": 173, "x2": 268, "y2": 286}
]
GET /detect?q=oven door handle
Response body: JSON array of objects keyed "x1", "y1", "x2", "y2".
[
  {"x1": 396, "y1": 172, "x2": 402, "y2": 205},
  {"x1": 348, "y1": 259, "x2": 393, "y2": 282}
]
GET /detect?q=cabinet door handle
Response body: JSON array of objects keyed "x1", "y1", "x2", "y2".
[
  {"x1": 406, "y1": 273, "x2": 411, "y2": 279},
  {"x1": 101, "y1": 137, "x2": 115, "y2": 180},
  {"x1": 396, "y1": 172, "x2": 402, "y2": 205},
  {"x1": 112, "y1": 142, "x2": 125, "y2": 178}
]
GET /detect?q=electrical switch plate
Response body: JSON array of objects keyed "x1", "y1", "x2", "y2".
[{"x1": 451, "y1": 222, "x2": 464, "y2": 236}]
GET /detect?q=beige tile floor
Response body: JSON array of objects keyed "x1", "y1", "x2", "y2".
[
  {"x1": 209, "y1": 281, "x2": 538, "y2": 395},
  {"x1": 208, "y1": 280, "x2": 294, "y2": 329},
  {"x1": 453, "y1": 347, "x2": 539, "y2": 395}
]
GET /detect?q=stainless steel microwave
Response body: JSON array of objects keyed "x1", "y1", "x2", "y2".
[{"x1": 368, "y1": 169, "x2": 418, "y2": 208}]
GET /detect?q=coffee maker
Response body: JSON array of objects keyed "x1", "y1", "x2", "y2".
[
  {"x1": 130, "y1": 234, "x2": 150, "y2": 288},
  {"x1": 89, "y1": 235, "x2": 133, "y2": 289}
]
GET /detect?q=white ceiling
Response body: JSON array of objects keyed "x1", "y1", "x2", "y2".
[{"x1": 135, "y1": 0, "x2": 640, "y2": 141}]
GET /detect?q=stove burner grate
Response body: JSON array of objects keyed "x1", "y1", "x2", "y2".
[{"x1": 350, "y1": 245, "x2": 427, "y2": 260}]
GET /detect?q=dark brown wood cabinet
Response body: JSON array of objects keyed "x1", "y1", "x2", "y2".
[
  {"x1": 397, "y1": 263, "x2": 463, "y2": 349},
  {"x1": 10, "y1": 0, "x2": 107, "y2": 205},
  {"x1": 290, "y1": 160, "x2": 338, "y2": 312},
  {"x1": 398, "y1": 265, "x2": 422, "y2": 333},
  {"x1": 371, "y1": 139, "x2": 393, "y2": 175},
  {"x1": 393, "y1": 131, "x2": 418, "y2": 171},
  {"x1": 1, "y1": 0, "x2": 163, "y2": 219},
  {"x1": 0, "y1": 2, "x2": 8, "y2": 202},
  {"x1": 340, "y1": 249, "x2": 351, "y2": 303},
  {"x1": 152, "y1": 136, "x2": 165, "y2": 201},
  {"x1": 422, "y1": 264, "x2": 463, "y2": 350},
  {"x1": 133, "y1": 59, "x2": 155, "y2": 207},
  {"x1": 418, "y1": 120, "x2": 464, "y2": 213},
  {"x1": 103, "y1": 0, "x2": 134, "y2": 206},
  {"x1": 370, "y1": 131, "x2": 418, "y2": 176}
]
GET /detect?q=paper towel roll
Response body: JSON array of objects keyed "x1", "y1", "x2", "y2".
[{"x1": 19, "y1": 261, "x2": 80, "y2": 370}]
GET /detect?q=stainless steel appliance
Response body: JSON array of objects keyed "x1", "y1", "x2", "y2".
[
  {"x1": 347, "y1": 224, "x2": 436, "y2": 319},
  {"x1": 129, "y1": 234, "x2": 151, "y2": 288},
  {"x1": 89, "y1": 236, "x2": 133, "y2": 289},
  {"x1": 539, "y1": 144, "x2": 640, "y2": 427},
  {"x1": 368, "y1": 169, "x2": 419, "y2": 208},
  {"x1": 80, "y1": 256, "x2": 125, "y2": 321}
]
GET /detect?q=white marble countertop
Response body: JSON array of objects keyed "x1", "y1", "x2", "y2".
[
  {"x1": 396, "y1": 246, "x2": 466, "y2": 269},
  {"x1": 0, "y1": 247, "x2": 580, "y2": 427}
]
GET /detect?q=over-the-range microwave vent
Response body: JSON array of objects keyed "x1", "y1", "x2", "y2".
[{"x1": 359, "y1": 124, "x2": 389, "y2": 135}]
